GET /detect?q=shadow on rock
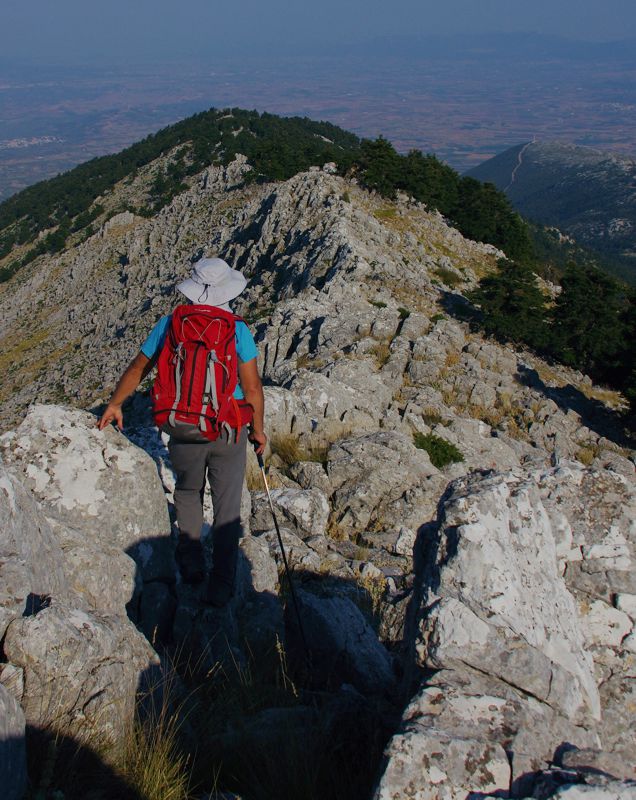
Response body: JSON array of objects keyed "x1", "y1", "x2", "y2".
[
  {"x1": 25, "y1": 726, "x2": 144, "y2": 800},
  {"x1": 515, "y1": 363, "x2": 635, "y2": 448}
]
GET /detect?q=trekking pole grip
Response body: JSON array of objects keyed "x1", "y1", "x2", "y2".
[{"x1": 249, "y1": 428, "x2": 265, "y2": 469}]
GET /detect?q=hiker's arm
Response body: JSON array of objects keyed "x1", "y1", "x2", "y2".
[
  {"x1": 239, "y1": 358, "x2": 266, "y2": 455},
  {"x1": 97, "y1": 352, "x2": 153, "y2": 430}
]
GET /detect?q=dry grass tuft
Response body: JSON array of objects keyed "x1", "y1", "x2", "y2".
[
  {"x1": 575, "y1": 440, "x2": 602, "y2": 466},
  {"x1": 369, "y1": 340, "x2": 392, "y2": 368},
  {"x1": 326, "y1": 514, "x2": 349, "y2": 541},
  {"x1": 118, "y1": 713, "x2": 192, "y2": 800},
  {"x1": 270, "y1": 433, "x2": 306, "y2": 466},
  {"x1": 444, "y1": 351, "x2": 460, "y2": 368}
]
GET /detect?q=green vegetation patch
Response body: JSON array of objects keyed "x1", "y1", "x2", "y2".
[
  {"x1": 434, "y1": 266, "x2": 463, "y2": 289},
  {"x1": 468, "y1": 259, "x2": 636, "y2": 409},
  {"x1": 413, "y1": 432, "x2": 464, "y2": 468},
  {"x1": 373, "y1": 208, "x2": 397, "y2": 220},
  {"x1": 356, "y1": 137, "x2": 534, "y2": 265}
]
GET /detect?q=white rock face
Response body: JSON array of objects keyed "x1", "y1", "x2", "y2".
[
  {"x1": 0, "y1": 461, "x2": 74, "y2": 633},
  {"x1": 579, "y1": 600, "x2": 633, "y2": 648},
  {"x1": 0, "y1": 404, "x2": 171, "y2": 553},
  {"x1": 374, "y1": 724, "x2": 511, "y2": 800},
  {"x1": 251, "y1": 487, "x2": 330, "y2": 539},
  {"x1": 375, "y1": 462, "x2": 636, "y2": 798},
  {"x1": 418, "y1": 469, "x2": 600, "y2": 721},
  {"x1": 0, "y1": 412, "x2": 163, "y2": 745}
]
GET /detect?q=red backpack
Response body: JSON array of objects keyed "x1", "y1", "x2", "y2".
[{"x1": 152, "y1": 304, "x2": 253, "y2": 441}]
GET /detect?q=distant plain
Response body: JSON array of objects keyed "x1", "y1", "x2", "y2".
[{"x1": 1, "y1": 35, "x2": 635, "y2": 201}]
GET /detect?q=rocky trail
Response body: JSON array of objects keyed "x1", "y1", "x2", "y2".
[{"x1": 0, "y1": 153, "x2": 635, "y2": 799}]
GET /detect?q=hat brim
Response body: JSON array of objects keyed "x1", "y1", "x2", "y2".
[{"x1": 177, "y1": 271, "x2": 247, "y2": 306}]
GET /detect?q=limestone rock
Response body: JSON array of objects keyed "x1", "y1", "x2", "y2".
[
  {"x1": 48, "y1": 518, "x2": 137, "y2": 616},
  {"x1": 327, "y1": 430, "x2": 438, "y2": 534},
  {"x1": 373, "y1": 725, "x2": 511, "y2": 800},
  {"x1": 259, "y1": 527, "x2": 324, "y2": 573},
  {"x1": 0, "y1": 405, "x2": 171, "y2": 555},
  {"x1": 529, "y1": 776, "x2": 636, "y2": 800},
  {"x1": 3, "y1": 600, "x2": 158, "y2": 742},
  {"x1": 288, "y1": 589, "x2": 395, "y2": 695},
  {"x1": 239, "y1": 533, "x2": 279, "y2": 595},
  {"x1": 417, "y1": 469, "x2": 600, "y2": 722},
  {"x1": 0, "y1": 461, "x2": 73, "y2": 635},
  {"x1": 250, "y1": 487, "x2": 330, "y2": 539},
  {"x1": 387, "y1": 669, "x2": 599, "y2": 795}
]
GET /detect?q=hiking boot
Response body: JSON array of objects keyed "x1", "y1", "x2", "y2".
[
  {"x1": 205, "y1": 576, "x2": 234, "y2": 608},
  {"x1": 176, "y1": 541, "x2": 205, "y2": 585}
]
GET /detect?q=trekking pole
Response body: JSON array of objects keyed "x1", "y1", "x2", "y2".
[{"x1": 253, "y1": 445, "x2": 310, "y2": 658}]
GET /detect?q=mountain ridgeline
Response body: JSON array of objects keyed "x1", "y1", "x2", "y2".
[
  {"x1": 0, "y1": 108, "x2": 532, "y2": 283},
  {"x1": 0, "y1": 108, "x2": 634, "y2": 412},
  {"x1": 468, "y1": 141, "x2": 636, "y2": 285}
]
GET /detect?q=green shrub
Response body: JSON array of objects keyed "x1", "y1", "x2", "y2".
[
  {"x1": 434, "y1": 266, "x2": 463, "y2": 289},
  {"x1": 413, "y1": 432, "x2": 464, "y2": 468}
]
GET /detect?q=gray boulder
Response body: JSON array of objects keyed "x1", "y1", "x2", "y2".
[
  {"x1": 0, "y1": 461, "x2": 74, "y2": 635},
  {"x1": 382, "y1": 669, "x2": 599, "y2": 798},
  {"x1": 48, "y1": 518, "x2": 138, "y2": 616},
  {"x1": 288, "y1": 589, "x2": 394, "y2": 695},
  {"x1": 251, "y1": 487, "x2": 330, "y2": 539},
  {"x1": 0, "y1": 405, "x2": 172, "y2": 564},
  {"x1": 417, "y1": 468, "x2": 600, "y2": 722},
  {"x1": 374, "y1": 726, "x2": 510, "y2": 800},
  {"x1": 327, "y1": 430, "x2": 439, "y2": 535},
  {"x1": 3, "y1": 600, "x2": 158, "y2": 742}
]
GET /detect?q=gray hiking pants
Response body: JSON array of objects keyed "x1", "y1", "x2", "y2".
[{"x1": 168, "y1": 426, "x2": 248, "y2": 585}]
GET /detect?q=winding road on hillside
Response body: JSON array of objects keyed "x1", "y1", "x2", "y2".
[{"x1": 505, "y1": 141, "x2": 533, "y2": 192}]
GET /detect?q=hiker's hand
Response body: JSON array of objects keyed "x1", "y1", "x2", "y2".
[
  {"x1": 98, "y1": 403, "x2": 123, "y2": 431},
  {"x1": 249, "y1": 430, "x2": 267, "y2": 456}
]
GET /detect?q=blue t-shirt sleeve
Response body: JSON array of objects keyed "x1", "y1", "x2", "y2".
[
  {"x1": 141, "y1": 315, "x2": 171, "y2": 358},
  {"x1": 235, "y1": 321, "x2": 258, "y2": 363}
]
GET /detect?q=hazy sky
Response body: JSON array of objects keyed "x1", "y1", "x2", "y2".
[{"x1": 3, "y1": 0, "x2": 636, "y2": 63}]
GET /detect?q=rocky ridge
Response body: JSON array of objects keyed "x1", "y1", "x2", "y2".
[{"x1": 0, "y1": 151, "x2": 635, "y2": 798}]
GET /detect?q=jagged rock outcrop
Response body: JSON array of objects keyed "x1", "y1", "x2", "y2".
[{"x1": 373, "y1": 462, "x2": 636, "y2": 800}]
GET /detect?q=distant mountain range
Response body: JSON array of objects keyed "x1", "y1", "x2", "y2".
[
  {"x1": 468, "y1": 141, "x2": 636, "y2": 284},
  {"x1": 344, "y1": 32, "x2": 636, "y2": 61}
]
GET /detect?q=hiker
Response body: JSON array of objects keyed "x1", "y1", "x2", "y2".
[{"x1": 97, "y1": 257, "x2": 266, "y2": 607}]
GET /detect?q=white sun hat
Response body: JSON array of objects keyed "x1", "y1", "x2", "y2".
[{"x1": 176, "y1": 257, "x2": 247, "y2": 306}]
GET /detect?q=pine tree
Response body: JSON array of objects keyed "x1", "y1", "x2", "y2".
[
  {"x1": 550, "y1": 264, "x2": 624, "y2": 376},
  {"x1": 469, "y1": 259, "x2": 548, "y2": 348}
]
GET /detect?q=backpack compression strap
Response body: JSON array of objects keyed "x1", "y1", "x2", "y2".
[
  {"x1": 198, "y1": 349, "x2": 231, "y2": 434},
  {"x1": 168, "y1": 343, "x2": 185, "y2": 428}
]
